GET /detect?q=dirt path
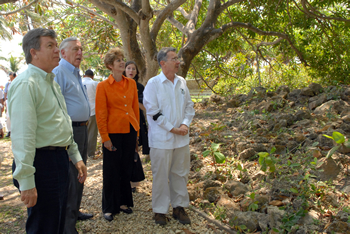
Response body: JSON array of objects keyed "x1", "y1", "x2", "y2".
[{"x1": 0, "y1": 139, "x2": 225, "y2": 234}]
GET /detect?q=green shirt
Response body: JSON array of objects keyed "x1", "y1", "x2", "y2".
[{"x1": 8, "y1": 64, "x2": 82, "y2": 191}]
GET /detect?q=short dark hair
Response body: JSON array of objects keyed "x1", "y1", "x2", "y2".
[
  {"x1": 123, "y1": 61, "x2": 140, "y2": 82},
  {"x1": 157, "y1": 47, "x2": 176, "y2": 67},
  {"x1": 84, "y1": 69, "x2": 94, "y2": 77},
  {"x1": 22, "y1": 28, "x2": 57, "y2": 64}
]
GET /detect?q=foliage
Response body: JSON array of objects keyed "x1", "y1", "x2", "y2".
[
  {"x1": 203, "y1": 142, "x2": 225, "y2": 170},
  {"x1": 258, "y1": 147, "x2": 277, "y2": 173},
  {"x1": 323, "y1": 131, "x2": 350, "y2": 158}
]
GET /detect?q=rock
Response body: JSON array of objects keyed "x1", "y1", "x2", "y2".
[
  {"x1": 228, "y1": 211, "x2": 261, "y2": 232},
  {"x1": 190, "y1": 159, "x2": 204, "y2": 171},
  {"x1": 203, "y1": 179, "x2": 222, "y2": 191},
  {"x1": 316, "y1": 157, "x2": 341, "y2": 181},
  {"x1": 227, "y1": 98, "x2": 241, "y2": 108},
  {"x1": 224, "y1": 180, "x2": 249, "y2": 196},
  {"x1": 203, "y1": 187, "x2": 221, "y2": 203},
  {"x1": 276, "y1": 85, "x2": 290, "y2": 94},
  {"x1": 255, "y1": 194, "x2": 269, "y2": 207},
  {"x1": 300, "y1": 209, "x2": 318, "y2": 225},
  {"x1": 300, "y1": 87, "x2": 315, "y2": 97},
  {"x1": 296, "y1": 119, "x2": 312, "y2": 127},
  {"x1": 267, "y1": 205, "x2": 286, "y2": 230},
  {"x1": 209, "y1": 94, "x2": 223, "y2": 104},
  {"x1": 314, "y1": 100, "x2": 346, "y2": 115},
  {"x1": 295, "y1": 110, "x2": 311, "y2": 121},
  {"x1": 239, "y1": 148, "x2": 256, "y2": 160},
  {"x1": 294, "y1": 133, "x2": 306, "y2": 143},
  {"x1": 309, "y1": 93, "x2": 327, "y2": 110},
  {"x1": 251, "y1": 171, "x2": 266, "y2": 181},
  {"x1": 308, "y1": 83, "x2": 323, "y2": 95},
  {"x1": 216, "y1": 194, "x2": 240, "y2": 212},
  {"x1": 316, "y1": 133, "x2": 334, "y2": 148},
  {"x1": 248, "y1": 86, "x2": 267, "y2": 98},
  {"x1": 280, "y1": 114, "x2": 295, "y2": 126},
  {"x1": 273, "y1": 119, "x2": 287, "y2": 132},
  {"x1": 288, "y1": 89, "x2": 301, "y2": 101},
  {"x1": 325, "y1": 221, "x2": 350, "y2": 234},
  {"x1": 335, "y1": 210, "x2": 350, "y2": 222}
]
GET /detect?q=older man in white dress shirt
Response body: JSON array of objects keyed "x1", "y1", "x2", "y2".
[{"x1": 143, "y1": 47, "x2": 195, "y2": 226}]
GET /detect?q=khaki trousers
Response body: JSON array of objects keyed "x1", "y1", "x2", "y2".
[{"x1": 150, "y1": 145, "x2": 190, "y2": 214}]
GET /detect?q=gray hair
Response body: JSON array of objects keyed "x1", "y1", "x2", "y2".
[
  {"x1": 22, "y1": 28, "x2": 57, "y2": 64},
  {"x1": 59, "y1": 37, "x2": 79, "y2": 57},
  {"x1": 157, "y1": 47, "x2": 177, "y2": 67}
]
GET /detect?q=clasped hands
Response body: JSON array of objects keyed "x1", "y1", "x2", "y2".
[
  {"x1": 20, "y1": 160, "x2": 87, "y2": 208},
  {"x1": 170, "y1": 124, "x2": 188, "y2": 136}
]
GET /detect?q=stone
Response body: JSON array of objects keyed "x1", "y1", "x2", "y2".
[
  {"x1": 248, "y1": 86, "x2": 267, "y2": 98},
  {"x1": 228, "y1": 211, "x2": 261, "y2": 232},
  {"x1": 335, "y1": 211, "x2": 350, "y2": 222},
  {"x1": 203, "y1": 187, "x2": 221, "y2": 203},
  {"x1": 224, "y1": 180, "x2": 249, "y2": 196},
  {"x1": 190, "y1": 159, "x2": 204, "y2": 171},
  {"x1": 227, "y1": 98, "x2": 241, "y2": 108},
  {"x1": 251, "y1": 171, "x2": 266, "y2": 181},
  {"x1": 314, "y1": 100, "x2": 346, "y2": 115},
  {"x1": 325, "y1": 221, "x2": 350, "y2": 234},
  {"x1": 295, "y1": 110, "x2": 311, "y2": 121},
  {"x1": 209, "y1": 94, "x2": 223, "y2": 104},
  {"x1": 296, "y1": 119, "x2": 312, "y2": 127},
  {"x1": 294, "y1": 133, "x2": 306, "y2": 143},
  {"x1": 216, "y1": 194, "x2": 240, "y2": 212},
  {"x1": 300, "y1": 209, "x2": 318, "y2": 225},
  {"x1": 276, "y1": 85, "x2": 290, "y2": 94},
  {"x1": 239, "y1": 148, "x2": 256, "y2": 160},
  {"x1": 308, "y1": 83, "x2": 323, "y2": 95},
  {"x1": 267, "y1": 206, "x2": 286, "y2": 230},
  {"x1": 300, "y1": 87, "x2": 315, "y2": 97},
  {"x1": 203, "y1": 179, "x2": 222, "y2": 191},
  {"x1": 309, "y1": 94, "x2": 327, "y2": 110},
  {"x1": 316, "y1": 157, "x2": 341, "y2": 181}
]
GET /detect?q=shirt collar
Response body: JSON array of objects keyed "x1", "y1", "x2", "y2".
[
  {"x1": 59, "y1": 58, "x2": 80, "y2": 74},
  {"x1": 28, "y1": 64, "x2": 55, "y2": 80},
  {"x1": 107, "y1": 74, "x2": 126, "y2": 84},
  {"x1": 159, "y1": 71, "x2": 179, "y2": 84}
]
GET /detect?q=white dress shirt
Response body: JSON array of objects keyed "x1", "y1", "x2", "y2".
[
  {"x1": 143, "y1": 71, "x2": 195, "y2": 149},
  {"x1": 82, "y1": 77, "x2": 98, "y2": 116}
]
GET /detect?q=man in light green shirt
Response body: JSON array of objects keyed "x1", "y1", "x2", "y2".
[{"x1": 8, "y1": 28, "x2": 87, "y2": 234}]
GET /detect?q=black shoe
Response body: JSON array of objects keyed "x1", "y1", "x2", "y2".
[
  {"x1": 131, "y1": 187, "x2": 136, "y2": 193},
  {"x1": 103, "y1": 213, "x2": 113, "y2": 222},
  {"x1": 77, "y1": 212, "x2": 93, "y2": 221},
  {"x1": 120, "y1": 207, "x2": 133, "y2": 214},
  {"x1": 5, "y1": 132, "x2": 10, "y2": 138}
]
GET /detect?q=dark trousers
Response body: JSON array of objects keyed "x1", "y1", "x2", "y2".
[
  {"x1": 102, "y1": 125, "x2": 136, "y2": 214},
  {"x1": 64, "y1": 125, "x2": 88, "y2": 234},
  {"x1": 13, "y1": 150, "x2": 70, "y2": 234}
]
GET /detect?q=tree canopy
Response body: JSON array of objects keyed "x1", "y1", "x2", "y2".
[{"x1": 1, "y1": 0, "x2": 349, "y2": 90}]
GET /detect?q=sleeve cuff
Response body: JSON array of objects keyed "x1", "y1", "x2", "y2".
[
  {"x1": 101, "y1": 133, "x2": 110, "y2": 143},
  {"x1": 164, "y1": 121, "x2": 174, "y2": 132},
  {"x1": 181, "y1": 119, "x2": 191, "y2": 127},
  {"x1": 17, "y1": 176, "x2": 35, "y2": 191}
]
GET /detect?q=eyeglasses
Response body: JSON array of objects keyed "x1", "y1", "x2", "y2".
[{"x1": 169, "y1": 57, "x2": 179, "y2": 62}]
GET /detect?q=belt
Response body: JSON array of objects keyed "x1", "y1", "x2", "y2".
[
  {"x1": 37, "y1": 146, "x2": 70, "y2": 151},
  {"x1": 72, "y1": 121, "x2": 88, "y2": 126}
]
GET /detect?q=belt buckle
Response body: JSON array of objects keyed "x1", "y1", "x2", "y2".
[{"x1": 65, "y1": 145, "x2": 68, "y2": 150}]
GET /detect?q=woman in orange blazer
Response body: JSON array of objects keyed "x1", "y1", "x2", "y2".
[{"x1": 95, "y1": 48, "x2": 140, "y2": 221}]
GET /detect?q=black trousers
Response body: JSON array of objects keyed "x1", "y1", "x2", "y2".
[
  {"x1": 13, "y1": 150, "x2": 70, "y2": 234},
  {"x1": 102, "y1": 125, "x2": 136, "y2": 214}
]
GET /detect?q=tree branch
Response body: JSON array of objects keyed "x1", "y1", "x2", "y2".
[
  {"x1": 186, "y1": 0, "x2": 202, "y2": 34},
  {"x1": 0, "y1": 0, "x2": 18, "y2": 4},
  {"x1": 0, "y1": 0, "x2": 38, "y2": 16},
  {"x1": 150, "y1": 0, "x2": 186, "y2": 41},
  {"x1": 191, "y1": 64, "x2": 218, "y2": 94},
  {"x1": 167, "y1": 16, "x2": 186, "y2": 34},
  {"x1": 177, "y1": 7, "x2": 190, "y2": 20},
  {"x1": 100, "y1": 0, "x2": 140, "y2": 24}
]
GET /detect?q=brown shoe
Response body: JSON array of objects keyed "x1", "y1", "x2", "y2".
[
  {"x1": 172, "y1": 207, "x2": 191, "y2": 224},
  {"x1": 154, "y1": 213, "x2": 166, "y2": 226}
]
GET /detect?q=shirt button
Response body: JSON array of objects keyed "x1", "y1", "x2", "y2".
[
  {"x1": 125, "y1": 104, "x2": 127, "y2": 107},
  {"x1": 124, "y1": 96, "x2": 126, "y2": 98},
  {"x1": 126, "y1": 112, "x2": 128, "y2": 115}
]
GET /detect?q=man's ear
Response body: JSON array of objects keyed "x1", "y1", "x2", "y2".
[
  {"x1": 30, "y1": 48, "x2": 37, "y2": 60},
  {"x1": 60, "y1": 49, "x2": 65, "y2": 58},
  {"x1": 159, "y1": 60, "x2": 165, "y2": 67}
]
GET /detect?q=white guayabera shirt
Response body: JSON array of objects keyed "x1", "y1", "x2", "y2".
[{"x1": 143, "y1": 71, "x2": 195, "y2": 150}]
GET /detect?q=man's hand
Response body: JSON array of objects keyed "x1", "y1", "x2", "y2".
[
  {"x1": 104, "y1": 140, "x2": 116, "y2": 151},
  {"x1": 75, "y1": 160, "x2": 87, "y2": 184},
  {"x1": 179, "y1": 124, "x2": 189, "y2": 135},
  {"x1": 170, "y1": 127, "x2": 187, "y2": 136},
  {"x1": 21, "y1": 188, "x2": 37, "y2": 208}
]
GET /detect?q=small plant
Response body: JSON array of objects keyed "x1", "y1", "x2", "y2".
[
  {"x1": 258, "y1": 147, "x2": 277, "y2": 173},
  {"x1": 323, "y1": 131, "x2": 350, "y2": 158},
  {"x1": 203, "y1": 142, "x2": 226, "y2": 170},
  {"x1": 247, "y1": 192, "x2": 259, "y2": 211}
]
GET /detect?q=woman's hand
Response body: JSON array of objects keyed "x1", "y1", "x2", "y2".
[{"x1": 104, "y1": 140, "x2": 116, "y2": 151}]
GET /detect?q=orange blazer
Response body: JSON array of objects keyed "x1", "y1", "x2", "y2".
[{"x1": 96, "y1": 74, "x2": 140, "y2": 143}]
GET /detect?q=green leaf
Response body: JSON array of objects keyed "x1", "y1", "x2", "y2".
[
  {"x1": 237, "y1": 163, "x2": 243, "y2": 171},
  {"x1": 344, "y1": 140, "x2": 350, "y2": 148},
  {"x1": 250, "y1": 192, "x2": 255, "y2": 200},
  {"x1": 261, "y1": 162, "x2": 267, "y2": 172},
  {"x1": 265, "y1": 156, "x2": 273, "y2": 165},
  {"x1": 326, "y1": 145, "x2": 340, "y2": 159},
  {"x1": 211, "y1": 142, "x2": 220, "y2": 151},
  {"x1": 290, "y1": 188, "x2": 298, "y2": 193},
  {"x1": 214, "y1": 152, "x2": 225, "y2": 163},
  {"x1": 333, "y1": 131, "x2": 345, "y2": 144},
  {"x1": 202, "y1": 150, "x2": 211, "y2": 157},
  {"x1": 269, "y1": 164, "x2": 276, "y2": 172},
  {"x1": 270, "y1": 146, "x2": 276, "y2": 154},
  {"x1": 258, "y1": 152, "x2": 269, "y2": 158}
]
